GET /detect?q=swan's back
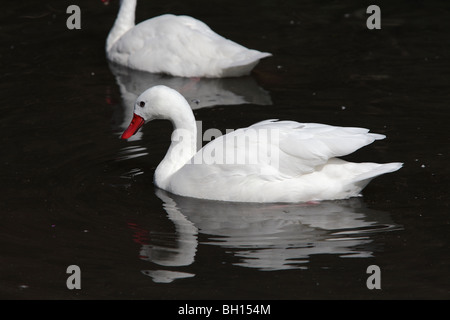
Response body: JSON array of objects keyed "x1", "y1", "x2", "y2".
[
  {"x1": 191, "y1": 119, "x2": 386, "y2": 176},
  {"x1": 165, "y1": 120, "x2": 402, "y2": 202},
  {"x1": 107, "y1": 14, "x2": 271, "y2": 77}
]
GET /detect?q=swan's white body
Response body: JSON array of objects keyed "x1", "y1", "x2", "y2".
[
  {"x1": 106, "y1": 0, "x2": 271, "y2": 78},
  {"x1": 121, "y1": 86, "x2": 402, "y2": 203}
]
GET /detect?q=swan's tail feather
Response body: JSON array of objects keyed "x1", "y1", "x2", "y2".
[
  {"x1": 221, "y1": 52, "x2": 272, "y2": 77},
  {"x1": 369, "y1": 133, "x2": 386, "y2": 141},
  {"x1": 228, "y1": 52, "x2": 273, "y2": 68},
  {"x1": 352, "y1": 162, "x2": 403, "y2": 184}
]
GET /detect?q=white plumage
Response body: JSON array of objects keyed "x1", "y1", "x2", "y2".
[
  {"x1": 106, "y1": 0, "x2": 271, "y2": 77},
  {"x1": 121, "y1": 86, "x2": 402, "y2": 203}
]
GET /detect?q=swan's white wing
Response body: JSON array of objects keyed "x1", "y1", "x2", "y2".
[
  {"x1": 109, "y1": 14, "x2": 271, "y2": 77},
  {"x1": 155, "y1": 15, "x2": 272, "y2": 67},
  {"x1": 190, "y1": 120, "x2": 386, "y2": 179}
]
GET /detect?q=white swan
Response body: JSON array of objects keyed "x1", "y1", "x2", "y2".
[
  {"x1": 121, "y1": 85, "x2": 402, "y2": 203},
  {"x1": 106, "y1": 0, "x2": 271, "y2": 78}
]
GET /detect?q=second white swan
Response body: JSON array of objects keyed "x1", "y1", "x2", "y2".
[{"x1": 106, "y1": 0, "x2": 271, "y2": 77}]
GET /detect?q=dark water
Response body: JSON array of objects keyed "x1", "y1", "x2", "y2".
[{"x1": 1, "y1": 0, "x2": 449, "y2": 300}]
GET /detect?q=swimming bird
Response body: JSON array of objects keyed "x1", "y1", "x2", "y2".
[
  {"x1": 121, "y1": 86, "x2": 402, "y2": 203},
  {"x1": 106, "y1": 0, "x2": 272, "y2": 78}
]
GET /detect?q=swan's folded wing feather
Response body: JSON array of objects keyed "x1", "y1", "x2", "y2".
[
  {"x1": 112, "y1": 14, "x2": 269, "y2": 76},
  {"x1": 191, "y1": 120, "x2": 386, "y2": 179}
]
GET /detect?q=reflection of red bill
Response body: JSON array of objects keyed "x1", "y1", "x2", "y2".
[{"x1": 121, "y1": 113, "x2": 145, "y2": 139}]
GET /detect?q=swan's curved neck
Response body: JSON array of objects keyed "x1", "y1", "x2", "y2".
[
  {"x1": 106, "y1": 0, "x2": 137, "y2": 52},
  {"x1": 154, "y1": 109, "x2": 197, "y2": 189}
]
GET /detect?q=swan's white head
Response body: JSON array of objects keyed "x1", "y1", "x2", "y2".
[{"x1": 121, "y1": 85, "x2": 192, "y2": 139}]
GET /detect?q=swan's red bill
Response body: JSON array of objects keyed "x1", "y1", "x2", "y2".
[{"x1": 121, "y1": 113, "x2": 145, "y2": 139}]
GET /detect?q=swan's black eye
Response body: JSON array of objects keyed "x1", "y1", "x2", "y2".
[{"x1": 139, "y1": 101, "x2": 145, "y2": 108}]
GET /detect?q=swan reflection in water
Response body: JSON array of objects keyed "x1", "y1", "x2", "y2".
[
  {"x1": 109, "y1": 62, "x2": 272, "y2": 142},
  {"x1": 135, "y1": 189, "x2": 401, "y2": 283}
]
